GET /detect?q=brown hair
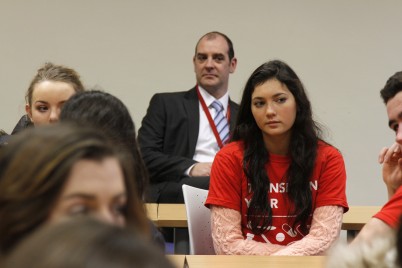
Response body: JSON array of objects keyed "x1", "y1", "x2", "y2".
[
  {"x1": 0, "y1": 123, "x2": 149, "y2": 255},
  {"x1": 25, "y1": 62, "x2": 84, "y2": 106},
  {"x1": 3, "y1": 217, "x2": 174, "y2": 268}
]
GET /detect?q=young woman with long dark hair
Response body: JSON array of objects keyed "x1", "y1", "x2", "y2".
[{"x1": 205, "y1": 60, "x2": 348, "y2": 255}]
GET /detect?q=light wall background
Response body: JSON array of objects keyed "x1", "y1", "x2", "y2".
[{"x1": 1, "y1": 0, "x2": 402, "y2": 206}]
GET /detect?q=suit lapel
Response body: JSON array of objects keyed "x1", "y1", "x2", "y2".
[
  {"x1": 184, "y1": 88, "x2": 199, "y2": 155},
  {"x1": 229, "y1": 99, "x2": 238, "y2": 131}
]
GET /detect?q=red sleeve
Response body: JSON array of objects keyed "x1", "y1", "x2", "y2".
[
  {"x1": 205, "y1": 143, "x2": 243, "y2": 212},
  {"x1": 373, "y1": 186, "x2": 402, "y2": 228},
  {"x1": 314, "y1": 144, "x2": 349, "y2": 212}
]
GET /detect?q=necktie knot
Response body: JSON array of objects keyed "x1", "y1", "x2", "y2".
[{"x1": 211, "y1": 100, "x2": 224, "y2": 113}]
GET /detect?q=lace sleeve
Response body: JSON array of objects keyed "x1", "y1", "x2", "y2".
[
  {"x1": 210, "y1": 206, "x2": 285, "y2": 255},
  {"x1": 272, "y1": 205, "x2": 343, "y2": 256}
]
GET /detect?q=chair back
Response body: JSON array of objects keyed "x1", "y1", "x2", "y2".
[{"x1": 182, "y1": 184, "x2": 215, "y2": 255}]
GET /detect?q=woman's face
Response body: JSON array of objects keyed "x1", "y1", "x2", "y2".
[
  {"x1": 26, "y1": 81, "x2": 76, "y2": 126},
  {"x1": 47, "y1": 157, "x2": 127, "y2": 226},
  {"x1": 251, "y1": 78, "x2": 297, "y2": 142}
]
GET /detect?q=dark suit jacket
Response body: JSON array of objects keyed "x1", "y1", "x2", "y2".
[{"x1": 138, "y1": 87, "x2": 239, "y2": 197}]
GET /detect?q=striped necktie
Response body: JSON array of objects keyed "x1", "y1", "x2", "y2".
[{"x1": 210, "y1": 100, "x2": 230, "y2": 145}]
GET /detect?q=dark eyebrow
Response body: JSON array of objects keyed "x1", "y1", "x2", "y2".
[
  {"x1": 62, "y1": 193, "x2": 96, "y2": 201},
  {"x1": 62, "y1": 192, "x2": 127, "y2": 201},
  {"x1": 252, "y1": 93, "x2": 287, "y2": 100},
  {"x1": 388, "y1": 111, "x2": 402, "y2": 128}
]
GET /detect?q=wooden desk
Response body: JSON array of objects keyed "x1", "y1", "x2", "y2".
[
  {"x1": 342, "y1": 206, "x2": 381, "y2": 240},
  {"x1": 158, "y1": 204, "x2": 188, "y2": 227},
  {"x1": 145, "y1": 203, "x2": 158, "y2": 224},
  {"x1": 156, "y1": 204, "x2": 381, "y2": 230},
  {"x1": 185, "y1": 255, "x2": 326, "y2": 268},
  {"x1": 158, "y1": 204, "x2": 189, "y2": 254},
  {"x1": 152, "y1": 204, "x2": 381, "y2": 243},
  {"x1": 166, "y1": 254, "x2": 186, "y2": 268}
]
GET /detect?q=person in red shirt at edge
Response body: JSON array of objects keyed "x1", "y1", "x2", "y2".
[
  {"x1": 205, "y1": 60, "x2": 348, "y2": 255},
  {"x1": 353, "y1": 71, "x2": 402, "y2": 244}
]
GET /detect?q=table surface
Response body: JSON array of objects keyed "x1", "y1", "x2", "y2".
[
  {"x1": 185, "y1": 255, "x2": 326, "y2": 268},
  {"x1": 341, "y1": 206, "x2": 381, "y2": 230},
  {"x1": 166, "y1": 254, "x2": 186, "y2": 268},
  {"x1": 145, "y1": 203, "x2": 158, "y2": 223},
  {"x1": 153, "y1": 203, "x2": 381, "y2": 231},
  {"x1": 158, "y1": 203, "x2": 188, "y2": 227}
]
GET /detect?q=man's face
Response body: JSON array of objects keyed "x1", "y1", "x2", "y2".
[
  {"x1": 193, "y1": 35, "x2": 237, "y2": 96},
  {"x1": 386, "y1": 91, "x2": 402, "y2": 145}
]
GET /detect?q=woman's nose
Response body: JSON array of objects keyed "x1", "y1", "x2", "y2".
[
  {"x1": 95, "y1": 208, "x2": 124, "y2": 227},
  {"x1": 266, "y1": 104, "x2": 276, "y2": 116},
  {"x1": 49, "y1": 108, "x2": 59, "y2": 123}
]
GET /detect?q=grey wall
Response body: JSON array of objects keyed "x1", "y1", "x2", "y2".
[{"x1": 1, "y1": 0, "x2": 402, "y2": 206}]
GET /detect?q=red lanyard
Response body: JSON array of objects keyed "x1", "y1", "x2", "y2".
[{"x1": 196, "y1": 85, "x2": 230, "y2": 149}]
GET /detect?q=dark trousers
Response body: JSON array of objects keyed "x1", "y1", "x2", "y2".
[{"x1": 149, "y1": 176, "x2": 209, "y2": 204}]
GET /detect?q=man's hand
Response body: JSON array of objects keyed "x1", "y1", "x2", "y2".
[
  {"x1": 190, "y1": 162, "x2": 213, "y2": 177},
  {"x1": 379, "y1": 142, "x2": 402, "y2": 199}
]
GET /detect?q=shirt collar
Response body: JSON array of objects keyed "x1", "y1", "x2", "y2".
[{"x1": 198, "y1": 85, "x2": 229, "y2": 112}]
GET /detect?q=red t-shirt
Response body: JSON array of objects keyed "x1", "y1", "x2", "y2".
[
  {"x1": 205, "y1": 141, "x2": 348, "y2": 246},
  {"x1": 373, "y1": 186, "x2": 402, "y2": 228}
]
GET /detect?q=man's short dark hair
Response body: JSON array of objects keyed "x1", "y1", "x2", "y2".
[
  {"x1": 195, "y1": 31, "x2": 235, "y2": 61},
  {"x1": 380, "y1": 71, "x2": 402, "y2": 104}
]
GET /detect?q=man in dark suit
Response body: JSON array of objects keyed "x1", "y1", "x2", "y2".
[{"x1": 138, "y1": 31, "x2": 238, "y2": 203}]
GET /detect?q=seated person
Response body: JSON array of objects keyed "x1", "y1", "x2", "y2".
[
  {"x1": 138, "y1": 31, "x2": 239, "y2": 203},
  {"x1": 11, "y1": 62, "x2": 84, "y2": 134},
  {"x1": 353, "y1": 71, "x2": 402, "y2": 243},
  {"x1": 3, "y1": 217, "x2": 175, "y2": 268},
  {"x1": 326, "y1": 231, "x2": 397, "y2": 268},
  {"x1": 326, "y1": 218, "x2": 402, "y2": 268},
  {"x1": 60, "y1": 90, "x2": 164, "y2": 248},
  {"x1": 205, "y1": 60, "x2": 348, "y2": 255},
  {"x1": 0, "y1": 123, "x2": 149, "y2": 257}
]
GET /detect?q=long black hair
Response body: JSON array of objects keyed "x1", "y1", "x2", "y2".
[{"x1": 232, "y1": 60, "x2": 322, "y2": 234}]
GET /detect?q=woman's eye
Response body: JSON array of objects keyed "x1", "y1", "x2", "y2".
[
  {"x1": 112, "y1": 204, "x2": 127, "y2": 216},
  {"x1": 36, "y1": 106, "x2": 48, "y2": 112},
  {"x1": 253, "y1": 101, "x2": 264, "y2": 108},
  {"x1": 68, "y1": 205, "x2": 89, "y2": 216},
  {"x1": 276, "y1": 97, "x2": 287, "y2": 103}
]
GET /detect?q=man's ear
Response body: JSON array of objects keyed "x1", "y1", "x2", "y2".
[{"x1": 229, "y1": 57, "x2": 237, "y2": 74}]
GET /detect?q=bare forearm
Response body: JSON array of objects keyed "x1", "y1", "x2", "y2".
[{"x1": 352, "y1": 217, "x2": 393, "y2": 245}]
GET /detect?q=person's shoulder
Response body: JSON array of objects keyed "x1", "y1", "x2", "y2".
[
  {"x1": 214, "y1": 141, "x2": 244, "y2": 168},
  {"x1": 0, "y1": 134, "x2": 10, "y2": 145},
  {"x1": 317, "y1": 140, "x2": 340, "y2": 153},
  {"x1": 229, "y1": 98, "x2": 240, "y2": 106},
  {"x1": 391, "y1": 186, "x2": 402, "y2": 200},
  {"x1": 11, "y1": 115, "x2": 32, "y2": 135},
  {"x1": 317, "y1": 140, "x2": 343, "y2": 159},
  {"x1": 152, "y1": 88, "x2": 196, "y2": 99},
  {"x1": 218, "y1": 141, "x2": 244, "y2": 157}
]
